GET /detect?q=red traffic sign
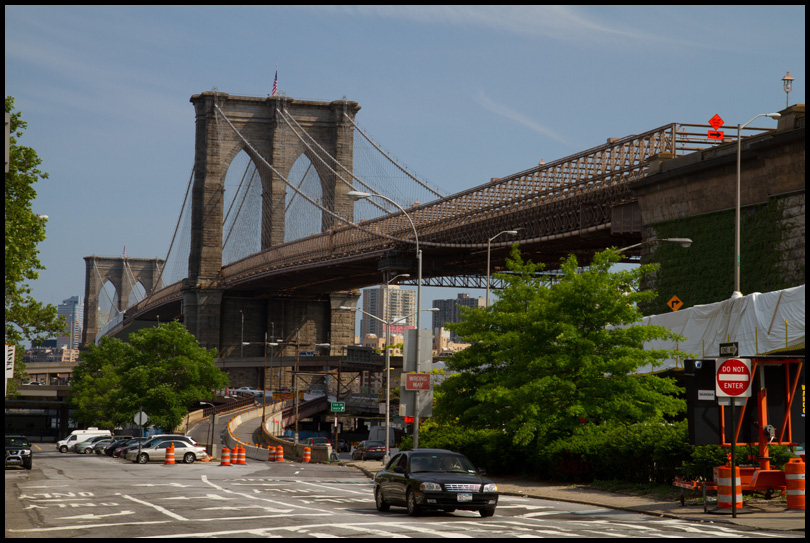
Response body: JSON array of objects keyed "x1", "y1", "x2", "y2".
[
  {"x1": 405, "y1": 373, "x2": 431, "y2": 391},
  {"x1": 715, "y1": 358, "x2": 752, "y2": 398},
  {"x1": 709, "y1": 114, "x2": 724, "y2": 130},
  {"x1": 707, "y1": 130, "x2": 724, "y2": 140}
]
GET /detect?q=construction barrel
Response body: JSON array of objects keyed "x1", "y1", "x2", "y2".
[{"x1": 785, "y1": 457, "x2": 805, "y2": 510}]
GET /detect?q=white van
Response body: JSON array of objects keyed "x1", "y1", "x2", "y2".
[{"x1": 56, "y1": 428, "x2": 112, "y2": 453}]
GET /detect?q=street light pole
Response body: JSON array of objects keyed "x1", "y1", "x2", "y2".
[
  {"x1": 618, "y1": 238, "x2": 692, "y2": 253},
  {"x1": 486, "y1": 230, "x2": 519, "y2": 306},
  {"x1": 346, "y1": 190, "x2": 427, "y2": 449},
  {"x1": 735, "y1": 113, "x2": 780, "y2": 297},
  {"x1": 342, "y1": 305, "x2": 439, "y2": 464},
  {"x1": 200, "y1": 401, "x2": 215, "y2": 457}
]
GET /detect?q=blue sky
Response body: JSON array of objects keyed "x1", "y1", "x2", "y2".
[{"x1": 5, "y1": 6, "x2": 805, "y2": 339}]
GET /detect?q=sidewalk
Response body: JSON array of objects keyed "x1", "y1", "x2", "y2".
[{"x1": 344, "y1": 459, "x2": 804, "y2": 533}]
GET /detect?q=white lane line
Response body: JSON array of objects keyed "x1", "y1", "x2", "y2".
[
  {"x1": 200, "y1": 475, "x2": 333, "y2": 514},
  {"x1": 119, "y1": 493, "x2": 187, "y2": 521},
  {"x1": 295, "y1": 480, "x2": 373, "y2": 496},
  {"x1": 8, "y1": 520, "x2": 170, "y2": 533}
]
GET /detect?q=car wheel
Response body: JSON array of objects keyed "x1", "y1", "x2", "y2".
[
  {"x1": 184, "y1": 453, "x2": 195, "y2": 464},
  {"x1": 479, "y1": 506, "x2": 496, "y2": 518},
  {"x1": 59, "y1": 445, "x2": 68, "y2": 453},
  {"x1": 375, "y1": 486, "x2": 390, "y2": 512},
  {"x1": 137, "y1": 453, "x2": 149, "y2": 464},
  {"x1": 406, "y1": 489, "x2": 421, "y2": 517},
  {"x1": 84, "y1": 448, "x2": 93, "y2": 454},
  {"x1": 24, "y1": 461, "x2": 32, "y2": 470}
]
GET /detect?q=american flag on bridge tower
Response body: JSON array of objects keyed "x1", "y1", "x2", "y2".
[{"x1": 272, "y1": 69, "x2": 278, "y2": 96}]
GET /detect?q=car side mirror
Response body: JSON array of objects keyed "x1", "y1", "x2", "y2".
[
  {"x1": 477, "y1": 467, "x2": 487, "y2": 476},
  {"x1": 393, "y1": 466, "x2": 405, "y2": 474}
]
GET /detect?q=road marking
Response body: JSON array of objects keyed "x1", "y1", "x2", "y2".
[
  {"x1": 7, "y1": 521, "x2": 170, "y2": 533},
  {"x1": 118, "y1": 494, "x2": 187, "y2": 521},
  {"x1": 295, "y1": 480, "x2": 372, "y2": 496},
  {"x1": 56, "y1": 511, "x2": 135, "y2": 521},
  {"x1": 200, "y1": 475, "x2": 333, "y2": 514}
]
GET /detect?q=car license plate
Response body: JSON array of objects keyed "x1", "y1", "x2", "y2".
[
  {"x1": 7, "y1": 459, "x2": 21, "y2": 465},
  {"x1": 457, "y1": 493, "x2": 472, "y2": 502}
]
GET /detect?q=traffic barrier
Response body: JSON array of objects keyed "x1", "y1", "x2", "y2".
[
  {"x1": 717, "y1": 465, "x2": 743, "y2": 509},
  {"x1": 303, "y1": 446, "x2": 311, "y2": 463},
  {"x1": 236, "y1": 445, "x2": 246, "y2": 465},
  {"x1": 276, "y1": 446, "x2": 284, "y2": 462},
  {"x1": 164, "y1": 444, "x2": 175, "y2": 465},
  {"x1": 785, "y1": 458, "x2": 805, "y2": 511},
  {"x1": 220, "y1": 447, "x2": 231, "y2": 466},
  {"x1": 268, "y1": 446, "x2": 276, "y2": 462}
]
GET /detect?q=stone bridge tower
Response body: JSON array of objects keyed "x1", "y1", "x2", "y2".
[
  {"x1": 82, "y1": 256, "x2": 165, "y2": 347},
  {"x1": 184, "y1": 93, "x2": 361, "y2": 350}
]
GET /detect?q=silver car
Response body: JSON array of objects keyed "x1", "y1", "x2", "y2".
[{"x1": 126, "y1": 439, "x2": 208, "y2": 464}]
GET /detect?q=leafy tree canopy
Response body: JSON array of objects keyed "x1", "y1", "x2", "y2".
[
  {"x1": 5, "y1": 96, "x2": 63, "y2": 346},
  {"x1": 70, "y1": 322, "x2": 229, "y2": 431},
  {"x1": 433, "y1": 247, "x2": 687, "y2": 450}
]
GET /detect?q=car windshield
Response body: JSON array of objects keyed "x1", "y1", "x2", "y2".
[
  {"x1": 363, "y1": 441, "x2": 384, "y2": 448},
  {"x1": 409, "y1": 453, "x2": 476, "y2": 474},
  {"x1": 6, "y1": 437, "x2": 31, "y2": 448}
]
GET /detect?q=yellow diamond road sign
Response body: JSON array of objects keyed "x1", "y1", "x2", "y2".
[{"x1": 667, "y1": 295, "x2": 683, "y2": 311}]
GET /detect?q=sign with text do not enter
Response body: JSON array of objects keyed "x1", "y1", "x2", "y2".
[{"x1": 715, "y1": 358, "x2": 752, "y2": 398}]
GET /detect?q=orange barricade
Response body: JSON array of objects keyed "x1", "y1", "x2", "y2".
[
  {"x1": 785, "y1": 458, "x2": 805, "y2": 510},
  {"x1": 276, "y1": 446, "x2": 284, "y2": 462},
  {"x1": 717, "y1": 465, "x2": 743, "y2": 509},
  {"x1": 164, "y1": 444, "x2": 175, "y2": 465},
  {"x1": 220, "y1": 447, "x2": 231, "y2": 466},
  {"x1": 303, "y1": 446, "x2": 311, "y2": 463},
  {"x1": 268, "y1": 446, "x2": 276, "y2": 462},
  {"x1": 236, "y1": 445, "x2": 246, "y2": 465}
]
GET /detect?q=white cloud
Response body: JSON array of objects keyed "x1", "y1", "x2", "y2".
[{"x1": 475, "y1": 91, "x2": 572, "y2": 146}]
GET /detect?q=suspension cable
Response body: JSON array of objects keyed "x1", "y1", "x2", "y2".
[{"x1": 343, "y1": 112, "x2": 443, "y2": 199}]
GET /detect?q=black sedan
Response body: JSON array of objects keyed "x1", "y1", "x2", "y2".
[
  {"x1": 352, "y1": 440, "x2": 385, "y2": 460},
  {"x1": 374, "y1": 449, "x2": 498, "y2": 517}
]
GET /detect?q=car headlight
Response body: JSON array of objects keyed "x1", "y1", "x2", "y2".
[
  {"x1": 482, "y1": 483, "x2": 498, "y2": 492},
  {"x1": 420, "y1": 482, "x2": 442, "y2": 492}
]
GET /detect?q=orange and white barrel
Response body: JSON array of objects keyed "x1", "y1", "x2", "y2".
[
  {"x1": 785, "y1": 458, "x2": 805, "y2": 511},
  {"x1": 220, "y1": 447, "x2": 231, "y2": 466},
  {"x1": 303, "y1": 446, "x2": 311, "y2": 463},
  {"x1": 268, "y1": 446, "x2": 276, "y2": 462},
  {"x1": 717, "y1": 465, "x2": 743, "y2": 509}
]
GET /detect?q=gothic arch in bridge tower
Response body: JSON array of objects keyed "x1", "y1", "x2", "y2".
[{"x1": 82, "y1": 256, "x2": 165, "y2": 347}]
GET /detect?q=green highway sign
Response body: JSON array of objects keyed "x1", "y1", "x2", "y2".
[{"x1": 331, "y1": 402, "x2": 346, "y2": 412}]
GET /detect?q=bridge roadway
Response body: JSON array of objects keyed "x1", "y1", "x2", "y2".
[{"x1": 123, "y1": 122, "x2": 704, "y2": 323}]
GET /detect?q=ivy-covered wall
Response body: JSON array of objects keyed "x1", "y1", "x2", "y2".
[{"x1": 640, "y1": 194, "x2": 804, "y2": 316}]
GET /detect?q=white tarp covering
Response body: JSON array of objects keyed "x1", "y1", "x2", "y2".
[{"x1": 635, "y1": 284, "x2": 805, "y2": 373}]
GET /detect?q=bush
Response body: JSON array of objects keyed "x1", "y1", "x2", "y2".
[{"x1": 537, "y1": 421, "x2": 692, "y2": 484}]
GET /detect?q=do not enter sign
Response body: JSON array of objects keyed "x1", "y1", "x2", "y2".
[{"x1": 715, "y1": 358, "x2": 752, "y2": 398}]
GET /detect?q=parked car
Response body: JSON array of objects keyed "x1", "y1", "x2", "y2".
[
  {"x1": 100, "y1": 437, "x2": 134, "y2": 456},
  {"x1": 373, "y1": 449, "x2": 498, "y2": 517},
  {"x1": 117, "y1": 434, "x2": 198, "y2": 460},
  {"x1": 303, "y1": 437, "x2": 332, "y2": 448},
  {"x1": 352, "y1": 440, "x2": 385, "y2": 460},
  {"x1": 236, "y1": 386, "x2": 263, "y2": 398},
  {"x1": 5, "y1": 435, "x2": 33, "y2": 470},
  {"x1": 56, "y1": 428, "x2": 112, "y2": 453},
  {"x1": 111, "y1": 437, "x2": 148, "y2": 458},
  {"x1": 75, "y1": 436, "x2": 113, "y2": 454},
  {"x1": 125, "y1": 439, "x2": 208, "y2": 464}
]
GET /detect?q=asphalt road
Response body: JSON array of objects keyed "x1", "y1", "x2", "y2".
[{"x1": 6, "y1": 448, "x2": 801, "y2": 538}]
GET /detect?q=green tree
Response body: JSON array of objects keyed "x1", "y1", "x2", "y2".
[
  {"x1": 69, "y1": 337, "x2": 132, "y2": 429},
  {"x1": 69, "y1": 322, "x2": 229, "y2": 431},
  {"x1": 5, "y1": 97, "x2": 63, "y2": 347},
  {"x1": 430, "y1": 247, "x2": 687, "y2": 453}
]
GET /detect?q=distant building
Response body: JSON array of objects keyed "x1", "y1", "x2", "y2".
[
  {"x1": 431, "y1": 293, "x2": 484, "y2": 342},
  {"x1": 361, "y1": 285, "x2": 416, "y2": 339},
  {"x1": 56, "y1": 296, "x2": 83, "y2": 351}
]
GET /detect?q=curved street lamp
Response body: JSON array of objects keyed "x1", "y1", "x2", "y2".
[
  {"x1": 618, "y1": 237, "x2": 692, "y2": 253},
  {"x1": 735, "y1": 113, "x2": 780, "y2": 297},
  {"x1": 346, "y1": 190, "x2": 429, "y2": 449},
  {"x1": 341, "y1": 305, "x2": 439, "y2": 463},
  {"x1": 486, "y1": 230, "x2": 519, "y2": 306}
]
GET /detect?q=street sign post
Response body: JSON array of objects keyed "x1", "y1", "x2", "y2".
[
  {"x1": 404, "y1": 373, "x2": 431, "y2": 391},
  {"x1": 708, "y1": 114, "x2": 725, "y2": 141},
  {"x1": 330, "y1": 402, "x2": 345, "y2": 412},
  {"x1": 714, "y1": 356, "x2": 751, "y2": 518}
]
